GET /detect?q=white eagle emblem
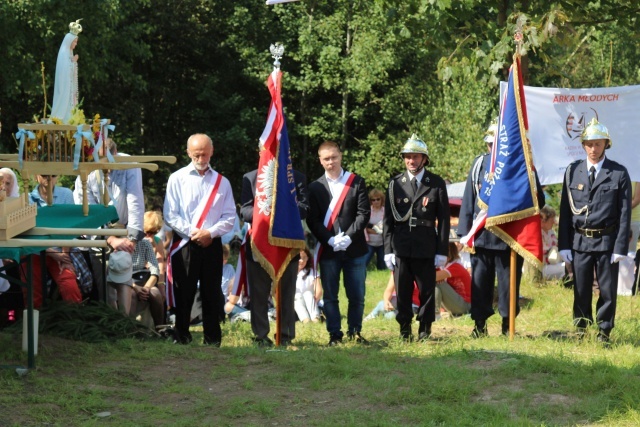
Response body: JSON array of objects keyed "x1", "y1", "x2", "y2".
[{"x1": 256, "y1": 158, "x2": 276, "y2": 216}]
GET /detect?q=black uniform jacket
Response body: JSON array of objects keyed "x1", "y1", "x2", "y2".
[
  {"x1": 558, "y1": 158, "x2": 631, "y2": 255},
  {"x1": 383, "y1": 170, "x2": 450, "y2": 259}
]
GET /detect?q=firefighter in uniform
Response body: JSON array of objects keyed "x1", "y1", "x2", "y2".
[
  {"x1": 383, "y1": 134, "x2": 450, "y2": 341},
  {"x1": 558, "y1": 118, "x2": 631, "y2": 343}
]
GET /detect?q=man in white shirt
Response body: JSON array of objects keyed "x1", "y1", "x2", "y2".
[
  {"x1": 163, "y1": 134, "x2": 236, "y2": 346},
  {"x1": 73, "y1": 138, "x2": 145, "y2": 252}
]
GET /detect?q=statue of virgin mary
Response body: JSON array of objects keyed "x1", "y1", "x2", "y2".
[{"x1": 50, "y1": 20, "x2": 82, "y2": 123}]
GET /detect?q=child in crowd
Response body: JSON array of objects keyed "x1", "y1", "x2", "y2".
[
  {"x1": 435, "y1": 242, "x2": 472, "y2": 316},
  {"x1": 294, "y1": 247, "x2": 321, "y2": 323},
  {"x1": 364, "y1": 274, "x2": 419, "y2": 321},
  {"x1": 540, "y1": 205, "x2": 564, "y2": 280}
]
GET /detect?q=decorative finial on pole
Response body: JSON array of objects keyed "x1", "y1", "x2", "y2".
[{"x1": 270, "y1": 43, "x2": 285, "y2": 71}]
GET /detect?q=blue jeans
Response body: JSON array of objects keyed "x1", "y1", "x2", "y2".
[
  {"x1": 365, "y1": 244, "x2": 387, "y2": 270},
  {"x1": 319, "y1": 252, "x2": 367, "y2": 337}
]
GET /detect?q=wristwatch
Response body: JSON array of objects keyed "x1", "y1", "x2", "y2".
[{"x1": 127, "y1": 235, "x2": 138, "y2": 242}]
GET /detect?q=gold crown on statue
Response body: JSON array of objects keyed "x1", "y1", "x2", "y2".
[{"x1": 69, "y1": 19, "x2": 83, "y2": 36}]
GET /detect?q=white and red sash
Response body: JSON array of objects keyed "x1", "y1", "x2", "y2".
[
  {"x1": 313, "y1": 172, "x2": 356, "y2": 276},
  {"x1": 166, "y1": 171, "x2": 223, "y2": 307}
]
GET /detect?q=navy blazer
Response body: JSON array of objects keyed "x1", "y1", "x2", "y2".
[
  {"x1": 383, "y1": 170, "x2": 450, "y2": 258},
  {"x1": 558, "y1": 157, "x2": 631, "y2": 254},
  {"x1": 307, "y1": 173, "x2": 370, "y2": 259},
  {"x1": 457, "y1": 153, "x2": 545, "y2": 250}
]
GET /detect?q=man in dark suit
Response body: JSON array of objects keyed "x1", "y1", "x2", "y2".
[
  {"x1": 559, "y1": 118, "x2": 631, "y2": 343},
  {"x1": 458, "y1": 121, "x2": 545, "y2": 337},
  {"x1": 240, "y1": 168, "x2": 309, "y2": 347},
  {"x1": 307, "y1": 141, "x2": 370, "y2": 346},
  {"x1": 383, "y1": 134, "x2": 450, "y2": 341}
]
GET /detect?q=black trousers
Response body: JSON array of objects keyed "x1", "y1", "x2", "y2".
[
  {"x1": 470, "y1": 247, "x2": 523, "y2": 322},
  {"x1": 172, "y1": 238, "x2": 224, "y2": 344},
  {"x1": 572, "y1": 250, "x2": 618, "y2": 331},
  {"x1": 246, "y1": 246, "x2": 298, "y2": 341},
  {"x1": 395, "y1": 256, "x2": 435, "y2": 335}
]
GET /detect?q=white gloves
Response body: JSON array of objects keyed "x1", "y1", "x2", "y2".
[
  {"x1": 559, "y1": 250, "x2": 573, "y2": 263},
  {"x1": 384, "y1": 254, "x2": 396, "y2": 270},
  {"x1": 611, "y1": 253, "x2": 625, "y2": 264},
  {"x1": 434, "y1": 255, "x2": 447, "y2": 268},
  {"x1": 328, "y1": 232, "x2": 343, "y2": 249},
  {"x1": 328, "y1": 232, "x2": 351, "y2": 251}
]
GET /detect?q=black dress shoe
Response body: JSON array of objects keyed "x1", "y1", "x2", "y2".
[
  {"x1": 597, "y1": 329, "x2": 611, "y2": 345},
  {"x1": 401, "y1": 334, "x2": 414, "y2": 343},
  {"x1": 347, "y1": 332, "x2": 369, "y2": 344},
  {"x1": 328, "y1": 337, "x2": 342, "y2": 347},
  {"x1": 471, "y1": 321, "x2": 488, "y2": 338},
  {"x1": 253, "y1": 337, "x2": 274, "y2": 348},
  {"x1": 418, "y1": 331, "x2": 431, "y2": 342}
]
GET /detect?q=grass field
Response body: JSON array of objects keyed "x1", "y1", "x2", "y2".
[{"x1": 2, "y1": 269, "x2": 640, "y2": 426}]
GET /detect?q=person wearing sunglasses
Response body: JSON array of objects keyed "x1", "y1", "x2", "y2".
[{"x1": 365, "y1": 189, "x2": 386, "y2": 270}]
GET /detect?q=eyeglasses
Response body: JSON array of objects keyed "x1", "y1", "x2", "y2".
[{"x1": 370, "y1": 198, "x2": 381, "y2": 202}]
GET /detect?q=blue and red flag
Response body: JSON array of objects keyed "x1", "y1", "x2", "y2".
[
  {"x1": 471, "y1": 57, "x2": 543, "y2": 268},
  {"x1": 251, "y1": 69, "x2": 306, "y2": 282}
]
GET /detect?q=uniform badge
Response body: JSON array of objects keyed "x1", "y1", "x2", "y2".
[
  {"x1": 401, "y1": 177, "x2": 407, "y2": 183},
  {"x1": 403, "y1": 198, "x2": 409, "y2": 203},
  {"x1": 577, "y1": 184, "x2": 584, "y2": 191}
]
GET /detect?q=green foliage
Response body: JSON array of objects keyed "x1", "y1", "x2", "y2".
[
  {"x1": 7, "y1": 300, "x2": 158, "y2": 343},
  {"x1": 1, "y1": 0, "x2": 639, "y2": 200}
]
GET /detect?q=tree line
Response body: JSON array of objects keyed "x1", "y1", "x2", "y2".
[{"x1": 1, "y1": 0, "x2": 638, "y2": 208}]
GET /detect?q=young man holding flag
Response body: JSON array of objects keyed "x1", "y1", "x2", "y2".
[
  {"x1": 240, "y1": 166, "x2": 308, "y2": 347},
  {"x1": 458, "y1": 57, "x2": 545, "y2": 338},
  {"x1": 308, "y1": 141, "x2": 370, "y2": 346},
  {"x1": 163, "y1": 134, "x2": 236, "y2": 346}
]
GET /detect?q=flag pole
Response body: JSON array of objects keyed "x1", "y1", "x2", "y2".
[
  {"x1": 275, "y1": 278, "x2": 282, "y2": 346},
  {"x1": 509, "y1": 249, "x2": 516, "y2": 340},
  {"x1": 271, "y1": 42, "x2": 284, "y2": 348},
  {"x1": 508, "y1": 19, "x2": 525, "y2": 342}
]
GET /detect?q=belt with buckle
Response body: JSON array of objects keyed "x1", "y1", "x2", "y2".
[
  {"x1": 409, "y1": 218, "x2": 435, "y2": 228},
  {"x1": 576, "y1": 224, "x2": 616, "y2": 238}
]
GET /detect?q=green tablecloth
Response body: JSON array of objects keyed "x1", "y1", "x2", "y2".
[{"x1": 0, "y1": 204, "x2": 118, "y2": 261}]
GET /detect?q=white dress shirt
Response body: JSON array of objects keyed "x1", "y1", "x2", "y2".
[
  {"x1": 73, "y1": 153, "x2": 145, "y2": 238},
  {"x1": 163, "y1": 163, "x2": 236, "y2": 240}
]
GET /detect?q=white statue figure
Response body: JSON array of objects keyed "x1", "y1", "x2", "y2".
[{"x1": 50, "y1": 19, "x2": 82, "y2": 123}]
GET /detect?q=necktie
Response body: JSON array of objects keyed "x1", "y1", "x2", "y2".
[
  {"x1": 589, "y1": 166, "x2": 596, "y2": 187},
  {"x1": 411, "y1": 177, "x2": 418, "y2": 196}
]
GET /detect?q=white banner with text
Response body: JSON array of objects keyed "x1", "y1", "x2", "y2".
[{"x1": 500, "y1": 83, "x2": 640, "y2": 185}]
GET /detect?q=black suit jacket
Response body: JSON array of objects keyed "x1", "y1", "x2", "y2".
[
  {"x1": 240, "y1": 169, "x2": 309, "y2": 259},
  {"x1": 559, "y1": 157, "x2": 631, "y2": 254},
  {"x1": 307, "y1": 172, "x2": 370, "y2": 259},
  {"x1": 383, "y1": 170, "x2": 450, "y2": 258}
]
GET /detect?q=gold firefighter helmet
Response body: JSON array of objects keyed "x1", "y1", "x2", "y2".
[
  {"x1": 400, "y1": 133, "x2": 429, "y2": 156},
  {"x1": 580, "y1": 117, "x2": 612, "y2": 149}
]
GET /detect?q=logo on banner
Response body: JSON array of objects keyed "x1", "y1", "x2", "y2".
[
  {"x1": 256, "y1": 159, "x2": 276, "y2": 216},
  {"x1": 565, "y1": 108, "x2": 598, "y2": 140}
]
